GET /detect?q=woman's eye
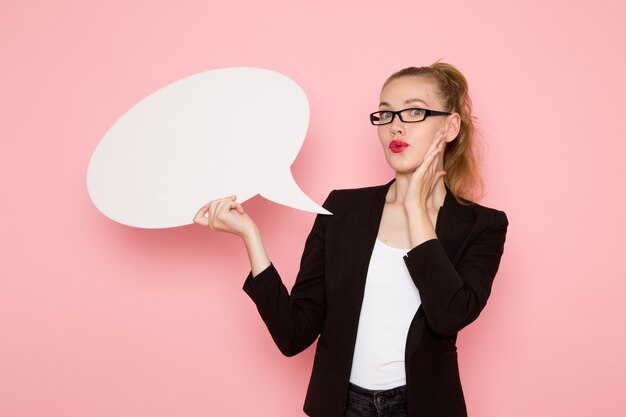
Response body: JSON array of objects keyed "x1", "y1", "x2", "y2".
[
  {"x1": 380, "y1": 112, "x2": 393, "y2": 119},
  {"x1": 410, "y1": 109, "x2": 425, "y2": 117}
]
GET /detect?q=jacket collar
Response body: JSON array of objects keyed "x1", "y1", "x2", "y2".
[{"x1": 371, "y1": 178, "x2": 476, "y2": 260}]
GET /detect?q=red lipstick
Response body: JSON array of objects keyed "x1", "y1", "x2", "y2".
[{"x1": 389, "y1": 140, "x2": 409, "y2": 153}]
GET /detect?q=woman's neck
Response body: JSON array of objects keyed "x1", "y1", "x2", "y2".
[{"x1": 386, "y1": 173, "x2": 447, "y2": 210}]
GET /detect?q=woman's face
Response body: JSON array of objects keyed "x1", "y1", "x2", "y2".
[{"x1": 377, "y1": 76, "x2": 454, "y2": 174}]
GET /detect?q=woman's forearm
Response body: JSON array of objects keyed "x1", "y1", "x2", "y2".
[
  {"x1": 406, "y1": 206, "x2": 438, "y2": 248},
  {"x1": 242, "y1": 225, "x2": 271, "y2": 276}
]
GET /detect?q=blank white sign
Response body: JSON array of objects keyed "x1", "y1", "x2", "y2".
[{"x1": 87, "y1": 67, "x2": 329, "y2": 229}]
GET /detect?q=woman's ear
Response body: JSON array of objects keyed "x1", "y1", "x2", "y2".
[{"x1": 445, "y1": 112, "x2": 461, "y2": 142}]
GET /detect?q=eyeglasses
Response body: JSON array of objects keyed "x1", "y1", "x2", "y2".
[{"x1": 369, "y1": 108, "x2": 451, "y2": 125}]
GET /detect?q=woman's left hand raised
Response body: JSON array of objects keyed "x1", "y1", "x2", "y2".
[{"x1": 404, "y1": 127, "x2": 447, "y2": 212}]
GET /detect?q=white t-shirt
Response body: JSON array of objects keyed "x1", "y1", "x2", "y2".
[{"x1": 348, "y1": 239, "x2": 422, "y2": 390}]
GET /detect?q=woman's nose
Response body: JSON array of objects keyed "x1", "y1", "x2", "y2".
[{"x1": 389, "y1": 117, "x2": 404, "y2": 136}]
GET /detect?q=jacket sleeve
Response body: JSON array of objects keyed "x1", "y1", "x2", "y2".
[
  {"x1": 403, "y1": 209, "x2": 508, "y2": 336},
  {"x1": 242, "y1": 190, "x2": 336, "y2": 357}
]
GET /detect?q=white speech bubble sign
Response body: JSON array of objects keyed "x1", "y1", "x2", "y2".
[{"x1": 87, "y1": 67, "x2": 331, "y2": 229}]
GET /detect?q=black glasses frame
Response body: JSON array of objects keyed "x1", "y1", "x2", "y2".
[{"x1": 369, "y1": 108, "x2": 451, "y2": 125}]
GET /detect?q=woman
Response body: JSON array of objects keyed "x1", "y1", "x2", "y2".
[{"x1": 194, "y1": 63, "x2": 508, "y2": 417}]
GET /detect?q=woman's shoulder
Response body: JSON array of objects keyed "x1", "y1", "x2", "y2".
[
  {"x1": 323, "y1": 182, "x2": 508, "y2": 227},
  {"x1": 451, "y1": 195, "x2": 508, "y2": 228},
  {"x1": 331, "y1": 183, "x2": 389, "y2": 198},
  {"x1": 318, "y1": 182, "x2": 390, "y2": 218},
  {"x1": 323, "y1": 182, "x2": 390, "y2": 208}
]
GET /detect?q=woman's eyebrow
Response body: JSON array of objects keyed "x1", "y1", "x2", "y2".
[
  {"x1": 379, "y1": 98, "x2": 429, "y2": 107},
  {"x1": 404, "y1": 98, "x2": 429, "y2": 106}
]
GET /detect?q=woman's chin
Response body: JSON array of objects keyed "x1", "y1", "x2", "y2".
[
  {"x1": 385, "y1": 159, "x2": 419, "y2": 175},
  {"x1": 385, "y1": 151, "x2": 422, "y2": 170}
]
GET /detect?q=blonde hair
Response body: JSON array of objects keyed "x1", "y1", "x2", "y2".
[{"x1": 384, "y1": 62, "x2": 483, "y2": 203}]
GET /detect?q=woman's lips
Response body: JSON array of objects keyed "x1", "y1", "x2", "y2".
[{"x1": 389, "y1": 140, "x2": 409, "y2": 153}]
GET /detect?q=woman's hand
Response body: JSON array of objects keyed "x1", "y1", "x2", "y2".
[
  {"x1": 193, "y1": 195, "x2": 256, "y2": 239},
  {"x1": 193, "y1": 196, "x2": 271, "y2": 276},
  {"x1": 404, "y1": 128, "x2": 447, "y2": 212},
  {"x1": 404, "y1": 128, "x2": 447, "y2": 247}
]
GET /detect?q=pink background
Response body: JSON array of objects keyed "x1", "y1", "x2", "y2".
[{"x1": 2, "y1": 0, "x2": 625, "y2": 416}]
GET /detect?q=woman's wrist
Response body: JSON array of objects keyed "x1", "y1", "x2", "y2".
[
  {"x1": 242, "y1": 225, "x2": 271, "y2": 277},
  {"x1": 406, "y1": 206, "x2": 437, "y2": 247},
  {"x1": 403, "y1": 200, "x2": 427, "y2": 214},
  {"x1": 240, "y1": 223, "x2": 260, "y2": 243}
]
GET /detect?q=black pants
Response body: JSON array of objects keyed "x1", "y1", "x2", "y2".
[{"x1": 344, "y1": 383, "x2": 407, "y2": 417}]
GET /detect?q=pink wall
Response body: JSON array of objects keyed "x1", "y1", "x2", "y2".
[{"x1": 2, "y1": 0, "x2": 625, "y2": 416}]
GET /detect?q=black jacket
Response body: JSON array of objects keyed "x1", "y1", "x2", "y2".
[{"x1": 243, "y1": 179, "x2": 508, "y2": 416}]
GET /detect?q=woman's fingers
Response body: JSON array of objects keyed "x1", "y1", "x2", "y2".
[
  {"x1": 193, "y1": 195, "x2": 239, "y2": 229},
  {"x1": 406, "y1": 128, "x2": 447, "y2": 209},
  {"x1": 193, "y1": 195, "x2": 257, "y2": 241},
  {"x1": 423, "y1": 141, "x2": 445, "y2": 192},
  {"x1": 193, "y1": 202, "x2": 212, "y2": 227},
  {"x1": 412, "y1": 135, "x2": 444, "y2": 185},
  {"x1": 422, "y1": 129, "x2": 446, "y2": 168},
  {"x1": 210, "y1": 195, "x2": 237, "y2": 229}
]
